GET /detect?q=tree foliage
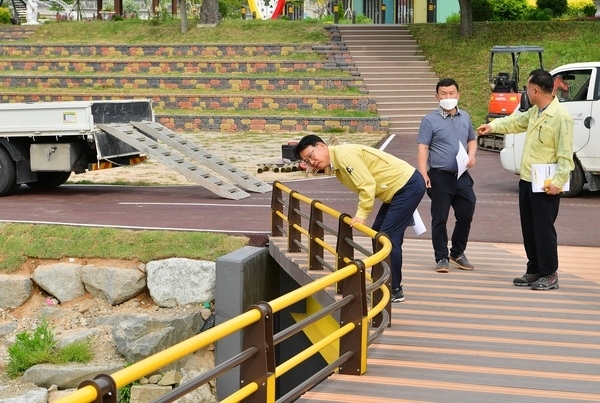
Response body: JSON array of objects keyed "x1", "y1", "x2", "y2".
[
  {"x1": 472, "y1": 0, "x2": 494, "y2": 21},
  {"x1": 537, "y1": 0, "x2": 568, "y2": 16},
  {"x1": 492, "y1": 0, "x2": 530, "y2": 21}
]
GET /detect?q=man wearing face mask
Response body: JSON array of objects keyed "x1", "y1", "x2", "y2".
[{"x1": 417, "y1": 78, "x2": 478, "y2": 273}]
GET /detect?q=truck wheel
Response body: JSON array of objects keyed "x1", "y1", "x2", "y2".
[
  {"x1": 562, "y1": 159, "x2": 585, "y2": 198},
  {"x1": 0, "y1": 147, "x2": 20, "y2": 196},
  {"x1": 26, "y1": 172, "x2": 72, "y2": 189}
]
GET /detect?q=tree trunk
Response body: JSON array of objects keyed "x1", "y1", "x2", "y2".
[
  {"x1": 200, "y1": 0, "x2": 219, "y2": 24},
  {"x1": 179, "y1": 0, "x2": 188, "y2": 33},
  {"x1": 458, "y1": 0, "x2": 473, "y2": 37}
]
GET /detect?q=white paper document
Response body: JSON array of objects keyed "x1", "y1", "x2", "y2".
[
  {"x1": 531, "y1": 163, "x2": 570, "y2": 192},
  {"x1": 411, "y1": 210, "x2": 427, "y2": 236},
  {"x1": 456, "y1": 141, "x2": 469, "y2": 179}
]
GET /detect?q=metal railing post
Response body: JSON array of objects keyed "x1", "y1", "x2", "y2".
[
  {"x1": 271, "y1": 181, "x2": 285, "y2": 237},
  {"x1": 308, "y1": 200, "x2": 324, "y2": 270},
  {"x1": 370, "y1": 232, "x2": 392, "y2": 328},
  {"x1": 336, "y1": 212, "x2": 353, "y2": 293},
  {"x1": 240, "y1": 302, "x2": 276, "y2": 403},
  {"x1": 338, "y1": 260, "x2": 367, "y2": 375},
  {"x1": 287, "y1": 190, "x2": 302, "y2": 252}
]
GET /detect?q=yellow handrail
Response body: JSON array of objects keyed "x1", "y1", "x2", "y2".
[{"x1": 56, "y1": 182, "x2": 392, "y2": 403}]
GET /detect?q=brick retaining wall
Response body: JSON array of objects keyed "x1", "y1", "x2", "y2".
[
  {"x1": 157, "y1": 114, "x2": 388, "y2": 133},
  {"x1": 0, "y1": 59, "x2": 336, "y2": 74},
  {"x1": 0, "y1": 44, "x2": 315, "y2": 58},
  {"x1": 0, "y1": 75, "x2": 366, "y2": 92},
  {"x1": 0, "y1": 92, "x2": 377, "y2": 112}
]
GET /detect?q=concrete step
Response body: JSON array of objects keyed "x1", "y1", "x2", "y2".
[
  {"x1": 375, "y1": 100, "x2": 437, "y2": 108},
  {"x1": 352, "y1": 58, "x2": 429, "y2": 65},
  {"x1": 343, "y1": 36, "x2": 417, "y2": 42},
  {"x1": 345, "y1": 45, "x2": 420, "y2": 52},
  {"x1": 358, "y1": 66, "x2": 436, "y2": 73},
  {"x1": 366, "y1": 88, "x2": 436, "y2": 95},
  {"x1": 361, "y1": 79, "x2": 439, "y2": 87},
  {"x1": 352, "y1": 54, "x2": 426, "y2": 62},
  {"x1": 359, "y1": 70, "x2": 437, "y2": 78}
]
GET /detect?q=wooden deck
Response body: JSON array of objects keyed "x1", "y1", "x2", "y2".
[{"x1": 292, "y1": 239, "x2": 600, "y2": 403}]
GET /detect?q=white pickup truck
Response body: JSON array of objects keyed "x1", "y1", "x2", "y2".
[{"x1": 500, "y1": 62, "x2": 600, "y2": 197}]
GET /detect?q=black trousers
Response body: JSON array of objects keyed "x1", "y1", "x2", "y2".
[
  {"x1": 427, "y1": 169, "x2": 476, "y2": 262},
  {"x1": 372, "y1": 170, "x2": 426, "y2": 289},
  {"x1": 519, "y1": 180, "x2": 560, "y2": 276}
]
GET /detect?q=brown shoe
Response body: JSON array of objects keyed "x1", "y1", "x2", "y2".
[
  {"x1": 450, "y1": 254, "x2": 474, "y2": 271},
  {"x1": 435, "y1": 258, "x2": 449, "y2": 273}
]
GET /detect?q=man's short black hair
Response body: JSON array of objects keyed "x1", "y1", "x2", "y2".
[
  {"x1": 436, "y1": 78, "x2": 459, "y2": 93},
  {"x1": 529, "y1": 69, "x2": 554, "y2": 93},
  {"x1": 294, "y1": 134, "x2": 324, "y2": 160}
]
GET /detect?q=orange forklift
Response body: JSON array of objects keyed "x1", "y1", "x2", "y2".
[{"x1": 478, "y1": 45, "x2": 544, "y2": 151}]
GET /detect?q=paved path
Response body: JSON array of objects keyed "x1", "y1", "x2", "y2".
[{"x1": 1, "y1": 133, "x2": 599, "y2": 248}]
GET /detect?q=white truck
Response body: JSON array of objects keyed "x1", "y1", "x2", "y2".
[
  {"x1": 0, "y1": 100, "x2": 271, "y2": 199},
  {"x1": 500, "y1": 62, "x2": 600, "y2": 197}
]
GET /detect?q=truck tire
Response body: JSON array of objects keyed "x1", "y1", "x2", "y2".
[
  {"x1": 26, "y1": 172, "x2": 72, "y2": 189},
  {"x1": 0, "y1": 147, "x2": 20, "y2": 196},
  {"x1": 562, "y1": 159, "x2": 585, "y2": 198}
]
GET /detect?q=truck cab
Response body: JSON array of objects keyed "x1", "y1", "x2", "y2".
[{"x1": 500, "y1": 62, "x2": 600, "y2": 197}]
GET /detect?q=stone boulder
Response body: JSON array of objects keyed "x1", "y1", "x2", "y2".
[
  {"x1": 81, "y1": 265, "x2": 146, "y2": 305},
  {"x1": 0, "y1": 275, "x2": 33, "y2": 309},
  {"x1": 32, "y1": 263, "x2": 85, "y2": 303},
  {"x1": 146, "y1": 259, "x2": 215, "y2": 307}
]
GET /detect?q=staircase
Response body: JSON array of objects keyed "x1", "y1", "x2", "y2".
[{"x1": 336, "y1": 25, "x2": 439, "y2": 136}]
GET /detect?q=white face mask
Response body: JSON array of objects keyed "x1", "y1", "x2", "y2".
[{"x1": 439, "y1": 98, "x2": 458, "y2": 111}]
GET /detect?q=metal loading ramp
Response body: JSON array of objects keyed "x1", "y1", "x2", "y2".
[{"x1": 96, "y1": 123, "x2": 271, "y2": 200}]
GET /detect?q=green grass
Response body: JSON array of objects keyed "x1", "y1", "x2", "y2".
[
  {"x1": 6, "y1": 318, "x2": 93, "y2": 378},
  {"x1": 0, "y1": 223, "x2": 249, "y2": 273},
  {"x1": 408, "y1": 20, "x2": 600, "y2": 125},
  {"x1": 26, "y1": 19, "x2": 330, "y2": 44}
]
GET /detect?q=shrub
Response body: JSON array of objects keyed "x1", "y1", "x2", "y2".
[
  {"x1": 537, "y1": 0, "x2": 568, "y2": 16},
  {"x1": 0, "y1": 6, "x2": 11, "y2": 24},
  {"x1": 582, "y1": 3, "x2": 598, "y2": 16},
  {"x1": 523, "y1": 7, "x2": 553, "y2": 20},
  {"x1": 492, "y1": 0, "x2": 531, "y2": 20},
  {"x1": 123, "y1": 0, "x2": 141, "y2": 15},
  {"x1": 445, "y1": 12, "x2": 460, "y2": 23},
  {"x1": 567, "y1": 1, "x2": 597, "y2": 17},
  {"x1": 472, "y1": 0, "x2": 495, "y2": 21}
]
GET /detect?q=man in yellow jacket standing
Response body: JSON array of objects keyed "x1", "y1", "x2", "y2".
[
  {"x1": 477, "y1": 69, "x2": 574, "y2": 291},
  {"x1": 295, "y1": 135, "x2": 426, "y2": 302}
]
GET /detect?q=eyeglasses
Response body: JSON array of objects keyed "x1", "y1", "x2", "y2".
[{"x1": 302, "y1": 148, "x2": 316, "y2": 165}]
